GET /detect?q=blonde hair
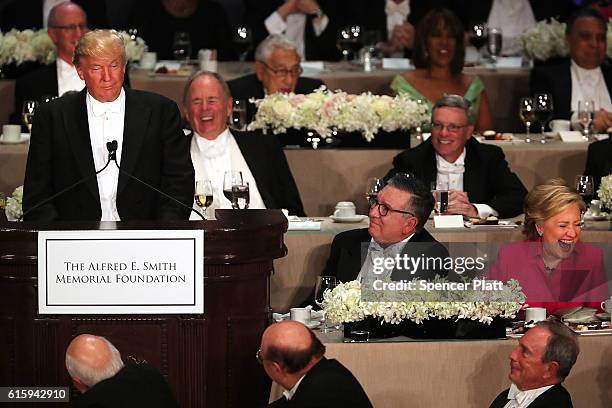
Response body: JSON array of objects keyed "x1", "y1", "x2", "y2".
[
  {"x1": 523, "y1": 178, "x2": 586, "y2": 240},
  {"x1": 73, "y1": 29, "x2": 126, "y2": 66}
]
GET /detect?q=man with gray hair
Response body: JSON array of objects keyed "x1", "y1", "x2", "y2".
[
  {"x1": 66, "y1": 334, "x2": 178, "y2": 407},
  {"x1": 386, "y1": 94, "x2": 527, "y2": 219},
  {"x1": 489, "y1": 320, "x2": 579, "y2": 408},
  {"x1": 228, "y1": 34, "x2": 324, "y2": 124}
]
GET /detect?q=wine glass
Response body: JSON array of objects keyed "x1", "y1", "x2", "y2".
[
  {"x1": 578, "y1": 100, "x2": 595, "y2": 141},
  {"x1": 365, "y1": 177, "x2": 384, "y2": 202},
  {"x1": 336, "y1": 25, "x2": 361, "y2": 62},
  {"x1": 575, "y1": 175, "x2": 594, "y2": 204},
  {"x1": 486, "y1": 27, "x2": 502, "y2": 68},
  {"x1": 233, "y1": 26, "x2": 253, "y2": 62},
  {"x1": 231, "y1": 100, "x2": 247, "y2": 131},
  {"x1": 194, "y1": 180, "x2": 213, "y2": 218},
  {"x1": 172, "y1": 32, "x2": 192, "y2": 61},
  {"x1": 519, "y1": 97, "x2": 535, "y2": 143},
  {"x1": 534, "y1": 93, "x2": 553, "y2": 144},
  {"x1": 470, "y1": 22, "x2": 487, "y2": 63},
  {"x1": 22, "y1": 100, "x2": 38, "y2": 133},
  {"x1": 223, "y1": 171, "x2": 248, "y2": 209},
  {"x1": 314, "y1": 275, "x2": 337, "y2": 332},
  {"x1": 127, "y1": 28, "x2": 138, "y2": 40},
  {"x1": 232, "y1": 182, "x2": 250, "y2": 209}
]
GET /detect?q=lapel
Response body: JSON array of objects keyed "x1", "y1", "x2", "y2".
[
  {"x1": 559, "y1": 60, "x2": 572, "y2": 116},
  {"x1": 63, "y1": 89, "x2": 99, "y2": 201},
  {"x1": 601, "y1": 60, "x2": 612, "y2": 98},
  {"x1": 118, "y1": 88, "x2": 149, "y2": 196},
  {"x1": 232, "y1": 131, "x2": 274, "y2": 205},
  {"x1": 43, "y1": 62, "x2": 59, "y2": 96},
  {"x1": 463, "y1": 139, "x2": 480, "y2": 200},
  {"x1": 421, "y1": 140, "x2": 437, "y2": 188}
]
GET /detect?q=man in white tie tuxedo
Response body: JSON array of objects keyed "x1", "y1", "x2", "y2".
[
  {"x1": 183, "y1": 71, "x2": 305, "y2": 218},
  {"x1": 386, "y1": 94, "x2": 527, "y2": 219},
  {"x1": 488, "y1": 320, "x2": 578, "y2": 408}
]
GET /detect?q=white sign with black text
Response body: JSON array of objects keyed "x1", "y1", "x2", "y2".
[{"x1": 38, "y1": 230, "x2": 204, "y2": 314}]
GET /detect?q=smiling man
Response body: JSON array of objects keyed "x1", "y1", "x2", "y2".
[
  {"x1": 386, "y1": 94, "x2": 527, "y2": 219},
  {"x1": 489, "y1": 320, "x2": 579, "y2": 408},
  {"x1": 23, "y1": 30, "x2": 194, "y2": 221}
]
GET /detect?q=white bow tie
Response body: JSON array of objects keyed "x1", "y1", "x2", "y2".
[
  {"x1": 385, "y1": 0, "x2": 409, "y2": 17},
  {"x1": 198, "y1": 136, "x2": 228, "y2": 160},
  {"x1": 437, "y1": 161, "x2": 465, "y2": 175},
  {"x1": 91, "y1": 100, "x2": 121, "y2": 118}
]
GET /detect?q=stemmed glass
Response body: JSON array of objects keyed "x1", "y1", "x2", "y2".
[
  {"x1": 534, "y1": 93, "x2": 554, "y2": 144},
  {"x1": 231, "y1": 100, "x2": 247, "y2": 131},
  {"x1": 314, "y1": 275, "x2": 337, "y2": 332},
  {"x1": 575, "y1": 175, "x2": 594, "y2": 204},
  {"x1": 223, "y1": 171, "x2": 249, "y2": 209},
  {"x1": 336, "y1": 25, "x2": 362, "y2": 62},
  {"x1": 172, "y1": 32, "x2": 192, "y2": 61},
  {"x1": 578, "y1": 100, "x2": 595, "y2": 141},
  {"x1": 365, "y1": 177, "x2": 384, "y2": 202},
  {"x1": 470, "y1": 22, "x2": 487, "y2": 64},
  {"x1": 22, "y1": 100, "x2": 38, "y2": 133},
  {"x1": 194, "y1": 180, "x2": 213, "y2": 219},
  {"x1": 486, "y1": 27, "x2": 502, "y2": 69},
  {"x1": 519, "y1": 97, "x2": 535, "y2": 143},
  {"x1": 233, "y1": 26, "x2": 253, "y2": 62}
]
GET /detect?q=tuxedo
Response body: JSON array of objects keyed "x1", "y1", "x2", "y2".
[
  {"x1": 386, "y1": 138, "x2": 527, "y2": 218},
  {"x1": 489, "y1": 384, "x2": 573, "y2": 408},
  {"x1": 190, "y1": 130, "x2": 306, "y2": 216},
  {"x1": 585, "y1": 138, "x2": 612, "y2": 199},
  {"x1": 0, "y1": 0, "x2": 108, "y2": 31},
  {"x1": 73, "y1": 363, "x2": 179, "y2": 408},
  {"x1": 227, "y1": 74, "x2": 325, "y2": 124},
  {"x1": 322, "y1": 227, "x2": 449, "y2": 283},
  {"x1": 464, "y1": 0, "x2": 576, "y2": 24},
  {"x1": 268, "y1": 358, "x2": 373, "y2": 408},
  {"x1": 530, "y1": 58, "x2": 612, "y2": 120},
  {"x1": 23, "y1": 88, "x2": 194, "y2": 221}
]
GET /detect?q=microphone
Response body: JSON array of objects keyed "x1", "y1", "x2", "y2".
[{"x1": 106, "y1": 140, "x2": 204, "y2": 221}]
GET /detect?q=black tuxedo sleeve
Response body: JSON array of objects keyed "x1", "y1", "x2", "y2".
[
  {"x1": 482, "y1": 148, "x2": 527, "y2": 218},
  {"x1": 530, "y1": 64, "x2": 569, "y2": 120}
]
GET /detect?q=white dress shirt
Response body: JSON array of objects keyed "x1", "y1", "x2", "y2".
[
  {"x1": 435, "y1": 150, "x2": 498, "y2": 219},
  {"x1": 357, "y1": 235, "x2": 413, "y2": 284},
  {"x1": 502, "y1": 383, "x2": 554, "y2": 408},
  {"x1": 56, "y1": 58, "x2": 85, "y2": 97},
  {"x1": 86, "y1": 88, "x2": 125, "y2": 221},
  {"x1": 264, "y1": 11, "x2": 329, "y2": 60},
  {"x1": 43, "y1": 0, "x2": 69, "y2": 28},
  {"x1": 570, "y1": 60, "x2": 612, "y2": 113},
  {"x1": 282, "y1": 374, "x2": 306, "y2": 401},
  {"x1": 385, "y1": 0, "x2": 410, "y2": 39},
  {"x1": 487, "y1": 0, "x2": 535, "y2": 56}
]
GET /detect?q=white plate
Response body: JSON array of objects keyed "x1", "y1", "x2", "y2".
[
  {"x1": 0, "y1": 133, "x2": 29, "y2": 144},
  {"x1": 330, "y1": 214, "x2": 367, "y2": 223},
  {"x1": 306, "y1": 321, "x2": 321, "y2": 329}
]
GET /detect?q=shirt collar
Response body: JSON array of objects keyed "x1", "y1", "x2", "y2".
[
  {"x1": 508, "y1": 383, "x2": 555, "y2": 406},
  {"x1": 436, "y1": 149, "x2": 466, "y2": 173},
  {"x1": 56, "y1": 58, "x2": 75, "y2": 78},
  {"x1": 571, "y1": 59, "x2": 602, "y2": 80},
  {"x1": 87, "y1": 88, "x2": 125, "y2": 117},
  {"x1": 282, "y1": 374, "x2": 306, "y2": 401},
  {"x1": 194, "y1": 127, "x2": 231, "y2": 159}
]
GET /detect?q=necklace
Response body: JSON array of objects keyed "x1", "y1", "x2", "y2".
[{"x1": 544, "y1": 264, "x2": 555, "y2": 273}]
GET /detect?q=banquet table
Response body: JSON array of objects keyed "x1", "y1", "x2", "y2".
[{"x1": 269, "y1": 333, "x2": 612, "y2": 408}]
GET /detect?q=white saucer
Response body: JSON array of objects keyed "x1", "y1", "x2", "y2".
[
  {"x1": 330, "y1": 214, "x2": 367, "y2": 223},
  {"x1": 305, "y1": 321, "x2": 321, "y2": 329},
  {"x1": 0, "y1": 133, "x2": 30, "y2": 144}
]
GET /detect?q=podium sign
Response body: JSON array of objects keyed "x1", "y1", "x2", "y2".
[{"x1": 37, "y1": 230, "x2": 204, "y2": 314}]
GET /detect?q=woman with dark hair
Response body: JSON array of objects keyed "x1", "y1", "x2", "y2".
[{"x1": 390, "y1": 8, "x2": 493, "y2": 131}]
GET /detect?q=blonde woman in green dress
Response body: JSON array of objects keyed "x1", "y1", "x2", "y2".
[{"x1": 390, "y1": 8, "x2": 493, "y2": 132}]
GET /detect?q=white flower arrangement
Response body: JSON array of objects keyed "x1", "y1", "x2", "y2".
[
  {"x1": 323, "y1": 277, "x2": 525, "y2": 326},
  {"x1": 247, "y1": 87, "x2": 430, "y2": 142},
  {"x1": 5, "y1": 185, "x2": 23, "y2": 221},
  {"x1": 597, "y1": 174, "x2": 612, "y2": 209},
  {"x1": 0, "y1": 29, "x2": 146, "y2": 66},
  {"x1": 521, "y1": 18, "x2": 612, "y2": 61}
]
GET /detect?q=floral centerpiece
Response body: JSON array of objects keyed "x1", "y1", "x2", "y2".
[
  {"x1": 247, "y1": 86, "x2": 430, "y2": 142},
  {"x1": 5, "y1": 185, "x2": 23, "y2": 221},
  {"x1": 597, "y1": 174, "x2": 612, "y2": 210},
  {"x1": 520, "y1": 18, "x2": 612, "y2": 61}
]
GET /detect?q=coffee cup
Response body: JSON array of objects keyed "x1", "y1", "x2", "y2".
[
  {"x1": 140, "y1": 52, "x2": 157, "y2": 69},
  {"x1": 588, "y1": 200, "x2": 601, "y2": 217},
  {"x1": 290, "y1": 307, "x2": 311, "y2": 324},
  {"x1": 333, "y1": 201, "x2": 356, "y2": 218},
  {"x1": 601, "y1": 297, "x2": 612, "y2": 313},
  {"x1": 525, "y1": 307, "x2": 547, "y2": 324},
  {"x1": 549, "y1": 119, "x2": 570, "y2": 133},
  {"x1": 198, "y1": 49, "x2": 217, "y2": 72},
  {"x1": 2, "y1": 124, "x2": 21, "y2": 142}
]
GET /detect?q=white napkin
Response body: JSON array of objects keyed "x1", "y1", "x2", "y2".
[{"x1": 287, "y1": 216, "x2": 321, "y2": 231}]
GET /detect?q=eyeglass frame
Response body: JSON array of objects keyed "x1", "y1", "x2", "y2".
[
  {"x1": 255, "y1": 349, "x2": 264, "y2": 365},
  {"x1": 430, "y1": 121, "x2": 469, "y2": 133},
  {"x1": 50, "y1": 24, "x2": 88, "y2": 31},
  {"x1": 368, "y1": 196, "x2": 414, "y2": 217},
  {"x1": 261, "y1": 62, "x2": 303, "y2": 77}
]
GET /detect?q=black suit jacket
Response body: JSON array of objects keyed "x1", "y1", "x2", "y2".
[
  {"x1": 585, "y1": 138, "x2": 612, "y2": 198},
  {"x1": 23, "y1": 88, "x2": 194, "y2": 221},
  {"x1": 227, "y1": 74, "x2": 325, "y2": 124},
  {"x1": 268, "y1": 358, "x2": 373, "y2": 408},
  {"x1": 0, "y1": 0, "x2": 108, "y2": 31},
  {"x1": 489, "y1": 384, "x2": 573, "y2": 408},
  {"x1": 322, "y1": 227, "x2": 449, "y2": 283},
  {"x1": 386, "y1": 138, "x2": 527, "y2": 218},
  {"x1": 73, "y1": 363, "x2": 179, "y2": 408},
  {"x1": 530, "y1": 58, "x2": 612, "y2": 120},
  {"x1": 464, "y1": 0, "x2": 576, "y2": 25},
  {"x1": 231, "y1": 130, "x2": 306, "y2": 216}
]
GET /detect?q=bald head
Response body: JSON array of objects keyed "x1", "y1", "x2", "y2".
[
  {"x1": 66, "y1": 334, "x2": 123, "y2": 393},
  {"x1": 262, "y1": 320, "x2": 313, "y2": 356},
  {"x1": 48, "y1": 2, "x2": 88, "y2": 64}
]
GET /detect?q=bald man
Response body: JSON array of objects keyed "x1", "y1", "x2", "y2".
[
  {"x1": 259, "y1": 321, "x2": 373, "y2": 407},
  {"x1": 65, "y1": 334, "x2": 178, "y2": 408}
]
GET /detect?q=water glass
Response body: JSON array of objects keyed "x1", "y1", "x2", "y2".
[
  {"x1": 578, "y1": 100, "x2": 595, "y2": 141},
  {"x1": 519, "y1": 97, "x2": 535, "y2": 143},
  {"x1": 172, "y1": 32, "x2": 192, "y2": 61},
  {"x1": 231, "y1": 100, "x2": 247, "y2": 131},
  {"x1": 486, "y1": 27, "x2": 502, "y2": 67},
  {"x1": 314, "y1": 276, "x2": 337, "y2": 332}
]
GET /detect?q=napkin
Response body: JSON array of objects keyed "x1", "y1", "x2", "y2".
[{"x1": 287, "y1": 216, "x2": 321, "y2": 231}]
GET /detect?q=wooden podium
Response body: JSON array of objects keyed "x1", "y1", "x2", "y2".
[{"x1": 0, "y1": 210, "x2": 287, "y2": 407}]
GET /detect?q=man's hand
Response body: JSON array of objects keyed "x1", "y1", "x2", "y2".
[
  {"x1": 277, "y1": 0, "x2": 300, "y2": 20},
  {"x1": 446, "y1": 190, "x2": 478, "y2": 218},
  {"x1": 297, "y1": 0, "x2": 321, "y2": 15},
  {"x1": 389, "y1": 22, "x2": 414, "y2": 51},
  {"x1": 592, "y1": 109, "x2": 612, "y2": 132}
]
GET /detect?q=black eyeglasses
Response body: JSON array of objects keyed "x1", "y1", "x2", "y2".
[
  {"x1": 51, "y1": 24, "x2": 88, "y2": 31},
  {"x1": 368, "y1": 196, "x2": 414, "y2": 217},
  {"x1": 431, "y1": 122, "x2": 468, "y2": 133},
  {"x1": 262, "y1": 62, "x2": 303, "y2": 77}
]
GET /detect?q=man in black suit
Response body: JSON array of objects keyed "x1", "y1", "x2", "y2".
[
  {"x1": 585, "y1": 138, "x2": 612, "y2": 198},
  {"x1": 23, "y1": 30, "x2": 194, "y2": 221},
  {"x1": 228, "y1": 34, "x2": 324, "y2": 124},
  {"x1": 387, "y1": 95, "x2": 527, "y2": 219},
  {"x1": 489, "y1": 320, "x2": 579, "y2": 408},
  {"x1": 66, "y1": 334, "x2": 178, "y2": 408},
  {"x1": 184, "y1": 71, "x2": 305, "y2": 216},
  {"x1": 322, "y1": 173, "x2": 448, "y2": 285},
  {"x1": 261, "y1": 320, "x2": 373, "y2": 407},
  {"x1": 531, "y1": 7, "x2": 612, "y2": 131}
]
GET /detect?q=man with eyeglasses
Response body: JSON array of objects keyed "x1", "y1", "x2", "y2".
[
  {"x1": 228, "y1": 34, "x2": 324, "y2": 124},
  {"x1": 260, "y1": 320, "x2": 373, "y2": 407},
  {"x1": 321, "y1": 173, "x2": 448, "y2": 285},
  {"x1": 387, "y1": 94, "x2": 527, "y2": 219}
]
